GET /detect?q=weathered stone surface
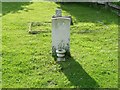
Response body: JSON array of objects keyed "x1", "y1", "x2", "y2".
[
  {"x1": 52, "y1": 17, "x2": 70, "y2": 56},
  {"x1": 55, "y1": 9, "x2": 62, "y2": 17}
]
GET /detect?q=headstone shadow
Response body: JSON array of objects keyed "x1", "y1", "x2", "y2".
[{"x1": 57, "y1": 57, "x2": 100, "y2": 88}]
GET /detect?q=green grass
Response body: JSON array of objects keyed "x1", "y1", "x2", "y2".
[
  {"x1": 0, "y1": 2, "x2": 2, "y2": 89},
  {"x1": 2, "y1": 2, "x2": 118, "y2": 88}
]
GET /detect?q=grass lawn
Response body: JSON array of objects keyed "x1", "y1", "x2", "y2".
[
  {"x1": 0, "y1": 2, "x2": 2, "y2": 88},
  {"x1": 2, "y1": 2, "x2": 118, "y2": 88}
]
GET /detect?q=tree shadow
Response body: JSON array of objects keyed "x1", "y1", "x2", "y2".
[
  {"x1": 2, "y1": 2, "x2": 33, "y2": 16},
  {"x1": 57, "y1": 57, "x2": 100, "y2": 88},
  {"x1": 58, "y1": 2, "x2": 118, "y2": 25}
]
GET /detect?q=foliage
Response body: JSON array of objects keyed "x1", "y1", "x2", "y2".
[{"x1": 112, "y1": 2, "x2": 120, "y2": 6}]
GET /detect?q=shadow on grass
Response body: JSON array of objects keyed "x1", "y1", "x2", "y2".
[
  {"x1": 57, "y1": 57, "x2": 99, "y2": 88},
  {"x1": 58, "y1": 2, "x2": 118, "y2": 25},
  {"x1": 2, "y1": 2, "x2": 33, "y2": 16}
]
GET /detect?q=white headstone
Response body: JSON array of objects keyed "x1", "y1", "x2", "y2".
[{"x1": 52, "y1": 17, "x2": 71, "y2": 55}]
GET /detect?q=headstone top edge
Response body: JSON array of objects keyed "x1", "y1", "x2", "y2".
[{"x1": 52, "y1": 17, "x2": 71, "y2": 20}]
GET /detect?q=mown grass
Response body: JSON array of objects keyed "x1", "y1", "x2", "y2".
[
  {"x1": 2, "y1": 2, "x2": 118, "y2": 88},
  {"x1": 0, "y1": 2, "x2": 2, "y2": 89}
]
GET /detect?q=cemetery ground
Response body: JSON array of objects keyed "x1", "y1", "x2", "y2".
[{"x1": 2, "y1": 2, "x2": 118, "y2": 88}]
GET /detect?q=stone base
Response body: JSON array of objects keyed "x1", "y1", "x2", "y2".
[{"x1": 57, "y1": 57, "x2": 65, "y2": 61}]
